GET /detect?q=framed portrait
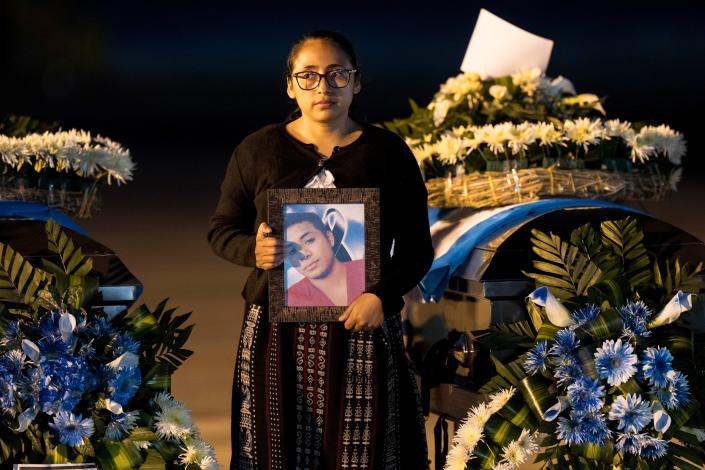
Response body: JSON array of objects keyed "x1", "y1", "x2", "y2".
[{"x1": 267, "y1": 188, "x2": 380, "y2": 322}]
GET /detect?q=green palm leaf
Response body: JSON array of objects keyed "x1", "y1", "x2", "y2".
[
  {"x1": 524, "y1": 228, "x2": 603, "y2": 300},
  {"x1": 570, "y1": 222, "x2": 621, "y2": 279},
  {"x1": 0, "y1": 240, "x2": 48, "y2": 306},
  {"x1": 600, "y1": 217, "x2": 651, "y2": 289},
  {"x1": 45, "y1": 218, "x2": 93, "y2": 277}
]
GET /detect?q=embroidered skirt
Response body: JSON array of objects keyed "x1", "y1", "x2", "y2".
[{"x1": 231, "y1": 303, "x2": 428, "y2": 470}]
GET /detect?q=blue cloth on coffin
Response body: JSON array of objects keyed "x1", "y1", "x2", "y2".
[
  {"x1": 418, "y1": 199, "x2": 645, "y2": 303},
  {"x1": 0, "y1": 201, "x2": 88, "y2": 236}
]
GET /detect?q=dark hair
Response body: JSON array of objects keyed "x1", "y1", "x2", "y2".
[
  {"x1": 284, "y1": 30, "x2": 367, "y2": 124},
  {"x1": 285, "y1": 30, "x2": 359, "y2": 78},
  {"x1": 285, "y1": 211, "x2": 329, "y2": 236}
]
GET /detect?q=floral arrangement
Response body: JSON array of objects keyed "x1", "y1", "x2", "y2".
[
  {"x1": 382, "y1": 69, "x2": 686, "y2": 204},
  {"x1": 445, "y1": 217, "x2": 705, "y2": 469},
  {"x1": 0, "y1": 219, "x2": 217, "y2": 469},
  {"x1": 0, "y1": 115, "x2": 135, "y2": 217}
]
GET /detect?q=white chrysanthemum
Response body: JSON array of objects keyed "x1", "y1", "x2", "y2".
[
  {"x1": 429, "y1": 98, "x2": 454, "y2": 126},
  {"x1": 409, "y1": 143, "x2": 435, "y2": 166},
  {"x1": 488, "y1": 387, "x2": 516, "y2": 413},
  {"x1": 476, "y1": 123, "x2": 512, "y2": 155},
  {"x1": 179, "y1": 438, "x2": 212, "y2": 465},
  {"x1": 604, "y1": 119, "x2": 634, "y2": 140},
  {"x1": 153, "y1": 391, "x2": 177, "y2": 410},
  {"x1": 404, "y1": 137, "x2": 420, "y2": 147},
  {"x1": 627, "y1": 132, "x2": 656, "y2": 163},
  {"x1": 439, "y1": 72, "x2": 483, "y2": 101},
  {"x1": 444, "y1": 444, "x2": 471, "y2": 470},
  {"x1": 489, "y1": 84, "x2": 508, "y2": 101},
  {"x1": 453, "y1": 420, "x2": 484, "y2": 450},
  {"x1": 434, "y1": 133, "x2": 473, "y2": 165},
  {"x1": 511, "y1": 67, "x2": 542, "y2": 96},
  {"x1": 507, "y1": 122, "x2": 537, "y2": 155},
  {"x1": 491, "y1": 462, "x2": 515, "y2": 470},
  {"x1": 534, "y1": 122, "x2": 565, "y2": 147},
  {"x1": 199, "y1": 455, "x2": 220, "y2": 470},
  {"x1": 134, "y1": 440, "x2": 151, "y2": 450},
  {"x1": 563, "y1": 118, "x2": 604, "y2": 151},
  {"x1": 501, "y1": 439, "x2": 526, "y2": 466},
  {"x1": 155, "y1": 403, "x2": 194, "y2": 439},
  {"x1": 451, "y1": 126, "x2": 469, "y2": 137}
]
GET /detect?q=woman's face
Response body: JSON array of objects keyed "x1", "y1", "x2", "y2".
[
  {"x1": 287, "y1": 39, "x2": 361, "y2": 124},
  {"x1": 286, "y1": 220, "x2": 336, "y2": 279}
]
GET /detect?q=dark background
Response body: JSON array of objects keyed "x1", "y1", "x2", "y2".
[{"x1": 2, "y1": 1, "x2": 705, "y2": 462}]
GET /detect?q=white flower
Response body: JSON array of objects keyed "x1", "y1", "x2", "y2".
[
  {"x1": 649, "y1": 291, "x2": 695, "y2": 328},
  {"x1": 499, "y1": 429, "x2": 539, "y2": 468},
  {"x1": 507, "y1": 123, "x2": 537, "y2": 155},
  {"x1": 489, "y1": 84, "x2": 508, "y2": 101},
  {"x1": 627, "y1": 132, "x2": 656, "y2": 163},
  {"x1": 488, "y1": 387, "x2": 516, "y2": 413},
  {"x1": 431, "y1": 98, "x2": 453, "y2": 126},
  {"x1": 453, "y1": 420, "x2": 484, "y2": 450},
  {"x1": 154, "y1": 391, "x2": 178, "y2": 410},
  {"x1": 511, "y1": 67, "x2": 542, "y2": 96},
  {"x1": 476, "y1": 122, "x2": 513, "y2": 155},
  {"x1": 543, "y1": 75, "x2": 576, "y2": 96},
  {"x1": 155, "y1": 402, "x2": 194, "y2": 439},
  {"x1": 199, "y1": 455, "x2": 220, "y2": 470},
  {"x1": 534, "y1": 122, "x2": 566, "y2": 147},
  {"x1": 528, "y1": 286, "x2": 572, "y2": 327},
  {"x1": 179, "y1": 438, "x2": 213, "y2": 466},
  {"x1": 563, "y1": 118, "x2": 604, "y2": 152},
  {"x1": 444, "y1": 444, "x2": 471, "y2": 470},
  {"x1": 604, "y1": 119, "x2": 635, "y2": 141},
  {"x1": 438, "y1": 71, "x2": 483, "y2": 101},
  {"x1": 434, "y1": 133, "x2": 473, "y2": 166}
]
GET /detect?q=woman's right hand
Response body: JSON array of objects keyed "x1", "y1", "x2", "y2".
[{"x1": 255, "y1": 222, "x2": 286, "y2": 270}]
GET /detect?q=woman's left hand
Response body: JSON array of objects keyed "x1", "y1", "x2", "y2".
[{"x1": 338, "y1": 293, "x2": 384, "y2": 332}]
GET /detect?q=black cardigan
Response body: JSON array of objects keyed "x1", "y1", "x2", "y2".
[{"x1": 207, "y1": 121, "x2": 434, "y2": 315}]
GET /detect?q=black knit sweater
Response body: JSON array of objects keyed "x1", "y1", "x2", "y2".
[{"x1": 207, "y1": 121, "x2": 434, "y2": 315}]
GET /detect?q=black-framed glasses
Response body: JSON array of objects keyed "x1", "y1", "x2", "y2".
[{"x1": 292, "y1": 68, "x2": 357, "y2": 90}]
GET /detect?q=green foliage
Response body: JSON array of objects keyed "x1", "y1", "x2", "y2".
[{"x1": 600, "y1": 218, "x2": 651, "y2": 288}]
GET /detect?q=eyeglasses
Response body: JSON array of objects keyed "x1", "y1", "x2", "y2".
[{"x1": 292, "y1": 68, "x2": 357, "y2": 90}]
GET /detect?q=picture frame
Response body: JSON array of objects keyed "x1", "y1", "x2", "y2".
[{"x1": 267, "y1": 188, "x2": 380, "y2": 322}]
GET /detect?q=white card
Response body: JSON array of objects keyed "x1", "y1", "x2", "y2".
[{"x1": 460, "y1": 9, "x2": 554, "y2": 78}]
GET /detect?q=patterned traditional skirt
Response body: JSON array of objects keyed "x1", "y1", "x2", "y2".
[{"x1": 231, "y1": 303, "x2": 428, "y2": 470}]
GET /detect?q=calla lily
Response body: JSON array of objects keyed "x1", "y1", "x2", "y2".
[
  {"x1": 108, "y1": 351, "x2": 139, "y2": 370},
  {"x1": 103, "y1": 398, "x2": 124, "y2": 415},
  {"x1": 649, "y1": 291, "x2": 695, "y2": 328},
  {"x1": 652, "y1": 400, "x2": 672, "y2": 433},
  {"x1": 16, "y1": 406, "x2": 38, "y2": 432},
  {"x1": 543, "y1": 396, "x2": 571, "y2": 422},
  {"x1": 59, "y1": 311, "x2": 77, "y2": 343},
  {"x1": 550, "y1": 76, "x2": 576, "y2": 96},
  {"x1": 528, "y1": 286, "x2": 572, "y2": 327},
  {"x1": 21, "y1": 339, "x2": 41, "y2": 362}
]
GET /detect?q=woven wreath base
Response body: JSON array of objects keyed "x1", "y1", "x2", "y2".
[
  {"x1": 0, "y1": 186, "x2": 101, "y2": 218},
  {"x1": 426, "y1": 168, "x2": 670, "y2": 208}
]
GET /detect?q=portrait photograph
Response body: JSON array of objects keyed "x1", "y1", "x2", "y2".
[{"x1": 267, "y1": 188, "x2": 380, "y2": 322}]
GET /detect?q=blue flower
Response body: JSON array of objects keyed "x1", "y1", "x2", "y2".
[
  {"x1": 615, "y1": 431, "x2": 644, "y2": 455},
  {"x1": 90, "y1": 317, "x2": 117, "y2": 338},
  {"x1": 608, "y1": 394, "x2": 653, "y2": 433},
  {"x1": 619, "y1": 301, "x2": 652, "y2": 339},
  {"x1": 570, "y1": 304, "x2": 600, "y2": 328},
  {"x1": 38, "y1": 311, "x2": 62, "y2": 338},
  {"x1": 0, "y1": 380, "x2": 16, "y2": 412},
  {"x1": 575, "y1": 410, "x2": 612, "y2": 445},
  {"x1": 107, "y1": 367, "x2": 142, "y2": 405},
  {"x1": 0, "y1": 349, "x2": 25, "y2": 376},
  {"x1": 549, "y1": 329, "x2": 580, "y2": 361},
  {"x1": 49, "y1": 411, "x2": 94, "y2": 447},
  {"x1": 641, "y1": 347, "x2": 673, "y2": 388},
  {"x1": 524, "y1": 341, "x2": 549, "y2": 375},
  {"x1": 104, "y1": 410, "x2": 139, "y2": 440},
  {"x1": 640, "y1": 435, "x2": 668, "y2": 460},
  {"x1": 594, "y1": 339, "x2": 638, "y2": 386},
  {"x1": 110, "y1": 334, "x2": 141, "y2": 357},
  {"x1": 555, "y1": 363, "x2": 583, "y2": 388},
  {"x1": 556, "y1": 414, "x2": 584, "y2": 445},
  {"x1": 567, "y1": 377, "x2": 605, "y2": 412},
  {"x1": 38, "y1": 336, "x2": 70, "y2": 359},
  {"x1": 654, "y1": 371, "x2": 691, "y2": 410},
  {"x1": 36, "y1": 355, "x2": 90, "y2": 414}
]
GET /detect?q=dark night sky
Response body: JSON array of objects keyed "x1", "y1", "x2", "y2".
[{"x1": 2, "y1": 1, "x2": 705, "y2": 188}]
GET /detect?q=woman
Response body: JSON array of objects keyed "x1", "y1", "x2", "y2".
[{"x1": 208, "y1": 30, "x2": 433, "y2": 469}]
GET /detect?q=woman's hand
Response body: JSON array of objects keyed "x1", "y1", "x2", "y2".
[
  {"x1": 255, "y1": 222, "x2": 286, "y2": 270},
  {"x1": 338, "y1": 293, "x2": 384, "y2": 331}
]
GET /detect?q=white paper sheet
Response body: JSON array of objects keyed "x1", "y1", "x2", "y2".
[{"x1": 460, "y1": 8, "x2": 554, "y2": 78}]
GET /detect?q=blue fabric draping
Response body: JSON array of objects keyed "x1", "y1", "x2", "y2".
[
  {"x1": 0, "y1": 201, "x2": 88, "y2": 236},
  {"x1": 418, "y1": 199, "x2": 646, "y2": 302}
]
